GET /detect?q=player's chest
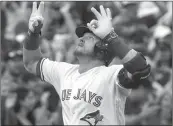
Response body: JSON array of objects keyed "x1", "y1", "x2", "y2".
[{"x1": 60, "y1": 71, "x2": 107, "y2": 108}]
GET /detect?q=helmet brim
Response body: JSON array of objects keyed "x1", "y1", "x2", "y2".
[{"x1": 75, "y1": 26, "x2": 93, "y2": 38}]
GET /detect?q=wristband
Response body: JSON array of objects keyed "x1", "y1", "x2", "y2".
[
  {"x1": 23, "y1": 30, "x2": 41, "y2": 50},
  {"x1": 102, "y1": 29, "x2": 118, "y2": 44},
  {"x1": 101, "y1": 30, "x2": 130, "y2": 59},
  {"x1": 28, "y1": 29, "x2": 41, "y2": 36}
]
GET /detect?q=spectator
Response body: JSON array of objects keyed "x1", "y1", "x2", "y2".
[{"x1": 4, "y1": 87, "x2": 38, "y2": 125}]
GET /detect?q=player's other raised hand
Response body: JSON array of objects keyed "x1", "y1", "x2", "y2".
[
  {"x1": 29, "y1": 1, "x2": 44, "y2": 34},
  {"x1": 87, "y1": 5, "x2": 114, "y2": 39}
]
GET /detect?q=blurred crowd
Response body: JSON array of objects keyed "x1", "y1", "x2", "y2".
[{"x1": 1, "y1": 1, "x2": 172, "y2": 125}]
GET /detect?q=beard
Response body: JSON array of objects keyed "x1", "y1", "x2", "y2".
[
  {"x1": 74, "y1": 47, "x2": 83, "y2": 56},
  {"x1": 74, "y1": 46, "x2": 96, "y2": 58},
  {"x1": 74, "y1": 46, "x2": 83, "y2": 57}
]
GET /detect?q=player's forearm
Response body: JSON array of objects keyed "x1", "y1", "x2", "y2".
[
  {"x1": 105, "y1": 30, "x2": 151, "y2": 89},
  {"x1": 104, "y1": 30, "x2": 148, "y2": 74},
  {"x1": 108, "y1": 37, "x2": 131, "y2": 59},
  {"x1": 23, "y1": 31, "x2": 42, "y2": 74}
]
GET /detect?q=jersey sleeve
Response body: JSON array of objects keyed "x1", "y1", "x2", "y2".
[
  {"x1": 107, "y1": 65, "x2": 131, "y2": 97},
  {"x1": 36, "y1": 58, "x2": 75, "y2": 93}
]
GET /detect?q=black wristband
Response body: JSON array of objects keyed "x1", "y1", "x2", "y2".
[
  {"x1": 23, "y1": 30, "x2": 41, "y2": 50},
  {"x1": 102, "y1": 29, "x2": 118, "y2": 44},
  {"x1": 101, "y1": 30, "x2": 130, "y2": 58},
  {"x1": 28, "y1": 29, "x2": 41, "y2": 36}
]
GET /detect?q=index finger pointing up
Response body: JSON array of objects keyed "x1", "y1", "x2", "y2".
[
  {"x1": 32, "y1": 2, "x2": 37, "y2": 13},
  {"x1": 38, "y1": 1, "x2": 44, "y2": 15}
]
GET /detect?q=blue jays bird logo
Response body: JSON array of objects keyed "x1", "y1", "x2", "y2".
[{"x1": 80, "y1": 110, "x2": 103, "y2": 126}]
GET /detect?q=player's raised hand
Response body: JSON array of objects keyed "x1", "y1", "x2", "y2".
[
  {"x1": 29, "y1": 1, "x2": 44, "y2": 33},
  {"x1": 87, "y1": 5, "x2": 114, "y2": 39}
]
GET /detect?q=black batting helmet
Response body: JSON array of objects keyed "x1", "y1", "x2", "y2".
[{"x1": 75, "y1": 26, "x2": 114, "y2": 66}]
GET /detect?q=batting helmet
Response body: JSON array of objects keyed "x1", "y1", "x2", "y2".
[{"x1": 75, "y1": 26, "x2": 114, "y2": 66}]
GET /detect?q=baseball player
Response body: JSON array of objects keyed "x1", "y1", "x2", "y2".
[{"x1": 23, "y1": 2, "x2": 151, "y2": 125}]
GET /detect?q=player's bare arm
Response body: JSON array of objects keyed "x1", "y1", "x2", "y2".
[
  {"x1": 23, "y1": 2, "x2": 44, "y2": 75},
  {"x1": 87, "y1": 5, "x2": 151, "y2": 89}
]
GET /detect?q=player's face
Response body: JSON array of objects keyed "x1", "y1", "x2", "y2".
[{"x1": 74, "y1": 33, "x2": 100, "y2": 57}]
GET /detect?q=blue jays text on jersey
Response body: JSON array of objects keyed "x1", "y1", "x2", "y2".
[{"x1": 62, "y1": 88, "x2": 103, "y2": 107}]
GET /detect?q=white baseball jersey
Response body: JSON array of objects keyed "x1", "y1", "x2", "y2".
[{"x1": 37, "y1": 58, "x2": 131, "y2": 125}]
